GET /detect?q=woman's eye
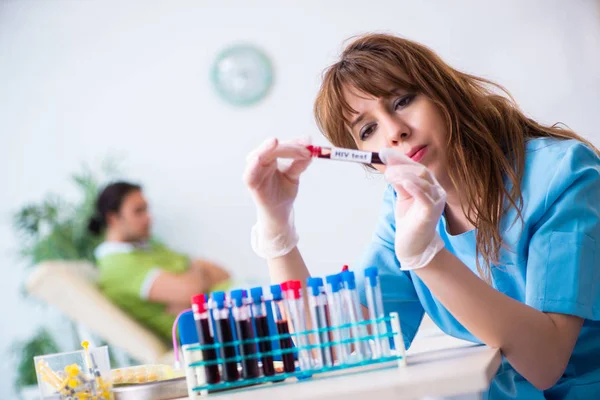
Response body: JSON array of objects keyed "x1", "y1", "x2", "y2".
[
  {"x1": 360, "y1": 125, "x2": 375, "y2": 141},
  {"x1": 394, "y1": 94, "x2": 415, "y2": 110}
]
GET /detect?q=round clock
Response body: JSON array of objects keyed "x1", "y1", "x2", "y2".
[{"x1": 211, "y1": 44, "x2": 274, "y2": 106}]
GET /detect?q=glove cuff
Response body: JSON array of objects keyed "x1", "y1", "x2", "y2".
[{"x1": 398, "y1": 233, "x2": 445, "y2": 271}]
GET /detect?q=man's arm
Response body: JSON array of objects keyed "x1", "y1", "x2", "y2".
[
  {"x1": 147, "y1": 259, "x2": 230, "y2": 307},
  {"x1": 189, "y1": 259, "x2": 231, "y2": 284},
  {"x1": 147, "y1": 266, "x2": 209, "y2": 305}
]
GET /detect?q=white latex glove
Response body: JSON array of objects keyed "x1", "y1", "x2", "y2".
[
  {"x1": 243, "y1": 137, "x2": 313, "y2": 259},
  {"x1": 380, "y1": 148, "x2": 447, "y2": 270}
]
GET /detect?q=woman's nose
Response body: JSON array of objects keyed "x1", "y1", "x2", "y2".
[{"x1": 383, "y1": 116, "x2": 411, "y2": 145}]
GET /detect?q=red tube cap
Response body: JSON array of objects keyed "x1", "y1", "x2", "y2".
[
  {"x1": 289, "y1": 280, "x2": 302, "y2": 300},
  {"x1": 191, "y1": 293, "x2": 206, "y2": 313}
]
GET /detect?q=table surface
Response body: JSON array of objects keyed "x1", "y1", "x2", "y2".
[{"x1": 180, "y1": 332, "x2": 502, "y2": 400}]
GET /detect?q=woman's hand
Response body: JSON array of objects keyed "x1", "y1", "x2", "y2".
[
  {"x1": 244, "y1": 137, "x2": 312, "y2": 258},
  {"x1": 380, "y1": 148, "x2": 447, "y2": 270}
]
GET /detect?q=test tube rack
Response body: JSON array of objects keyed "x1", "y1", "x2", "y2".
[{"x1": 182, "y1": 312, "x2": 406, "y2": 399}]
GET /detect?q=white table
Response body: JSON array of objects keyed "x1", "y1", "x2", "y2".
[{"x1": 183, "y1": 333, "x2": 501, "y2": 400}]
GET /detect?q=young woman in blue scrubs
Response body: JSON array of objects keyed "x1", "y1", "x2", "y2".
[{"x1": 243, "y1": 33, "x2": 600, "y2": 399}]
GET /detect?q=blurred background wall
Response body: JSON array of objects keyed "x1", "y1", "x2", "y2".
[{"x1": 1, "y1": 0, "x2": 599, "y2": 396}]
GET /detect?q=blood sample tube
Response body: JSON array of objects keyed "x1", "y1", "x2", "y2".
[
  {"x1": 191, "y1": 294, "x2": 220, "y2": 384},
  {"x1": 270, "y1": 284, "x2": 296, "y2": 373},
  {"x1": 211, "y1": 291, "x2": 239, "y2": 382},
  {"x1": 230, "y1": 289, "x2": 260, "y2": 379},
  {"x1": 307, "y1": 145, "x2": 383, "y2": 165},
  {"x1": 249, "y1": 287, "x2": 275, "y2": 376}
]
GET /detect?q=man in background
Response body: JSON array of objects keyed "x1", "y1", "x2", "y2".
[{"x1": 89, "y1": 181, "x2": 231, "y2": 342}]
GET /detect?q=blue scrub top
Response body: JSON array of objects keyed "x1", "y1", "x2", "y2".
[{"x1": 356, "y1": 138, "x2": 600, "y2": 399}]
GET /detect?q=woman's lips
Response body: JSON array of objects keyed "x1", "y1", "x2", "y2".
[{"x1": 409, "y1": 146, "x2": 427, "y2": 162}]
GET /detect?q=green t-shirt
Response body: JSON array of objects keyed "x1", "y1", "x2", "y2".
[{"x1": 95, "y1": 241, "x2": 190, "y2": 343}]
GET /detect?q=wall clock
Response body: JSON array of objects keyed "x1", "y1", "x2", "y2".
[{"x1": 211, "y1": 44, "x2": 273, "y2": 106}]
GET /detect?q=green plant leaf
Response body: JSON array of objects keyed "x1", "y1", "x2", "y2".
[
  {"x1": 11, "y1": 155, "x2": 125, "y2": 390},
  {"x1": 12, "y1": 329, "x2": 60, "y2": 389},
  {"x1": 12, "y1": 156, "x2": 123, "y2": 267}
]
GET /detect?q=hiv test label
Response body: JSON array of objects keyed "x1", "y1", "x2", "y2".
[{"x1": 330, "y1": 148, "x2": 373, "y2": 164}]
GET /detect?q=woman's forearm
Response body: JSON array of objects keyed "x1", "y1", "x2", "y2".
[
  {"x1": 267, "y1": 246, "x2": 311, "y2": 284},
  {"x1": 414, "y1": 249, "x2": 582, "y2": 390}
]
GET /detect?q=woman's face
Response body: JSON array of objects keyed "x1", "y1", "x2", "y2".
[{"x1": 343, "y1": 86, "x2": 450, "y2": 184}]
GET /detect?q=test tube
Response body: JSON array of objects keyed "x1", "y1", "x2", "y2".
[
  {"x1": 341, "y1": 271, "x2": 372, "y2": 361},
  {"x1": 325, "y1": 273, "x2": 350, "y2": 364},
  {"x1": 306, "y1": 277, "x2": 334, "y2": 368},
  {"x1": 249, "y1": 287, "x2": 275, "y2": 376},
  {"x1": 191, "y1": 294, "x2": 220, "y2": 384},
  {"x1": 364, "y1": 267, "x2": 391, "y2": 359},
  {"x1": 283, "y1": 280, "x2": 312, "y2": 371},
  {"x1": 307, "y1": 145, "x2": 384, "y2": 165},
  {"x1": 270, "y1": 284, "x2": 296, "y2": 373},
  {"x1": 230, "y1": 289, "x2": 260, "y2": 379},
  {"x1": 210, "y1": 291, "x2": 239, "y2": 382}
]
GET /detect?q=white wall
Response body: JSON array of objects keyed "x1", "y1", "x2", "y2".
[{"x1": 1, "y1": 0, "x2": 599, "y2": 396}]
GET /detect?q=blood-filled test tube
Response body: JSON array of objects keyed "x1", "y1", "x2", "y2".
[
  {"x1": 269, "y1": 284, "x2": 296, "y2": 373},
  {"x1": 230, "y1": 289, "x2": 260, "y2": 379},
  {"x1": 249, "y1": 286, "x2": 275, "y2": 376},
  {"x1": 364, "y1": 267, "x2": 391, "y2": 359},
  {"x1": 307, "y1": 145, "x2": 383, "y2": 165},
  {"x1": 283, "y1": 280, "x2": 312, "y2": 371},
  {"x1": 191, "y1": 294, "x2": 220, "y2": 384},
  {"x1": 341, "y1": 271, "x2": 372, "y2": 361},
  {"x1": 211, "y1": 291, "x2": 239, "y2": 382},
  {"x1": 306, "y1": 277, "x2": 334, "y2": 368}
]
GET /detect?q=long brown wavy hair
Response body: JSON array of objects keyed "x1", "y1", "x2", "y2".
[{"x1": 314, "y1": 33, "x2": 599, "y2": 282}]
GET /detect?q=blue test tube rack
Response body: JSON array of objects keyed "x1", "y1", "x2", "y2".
[{"x1": 182, "y1": 311, "x2": 407, "y2": 399}]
